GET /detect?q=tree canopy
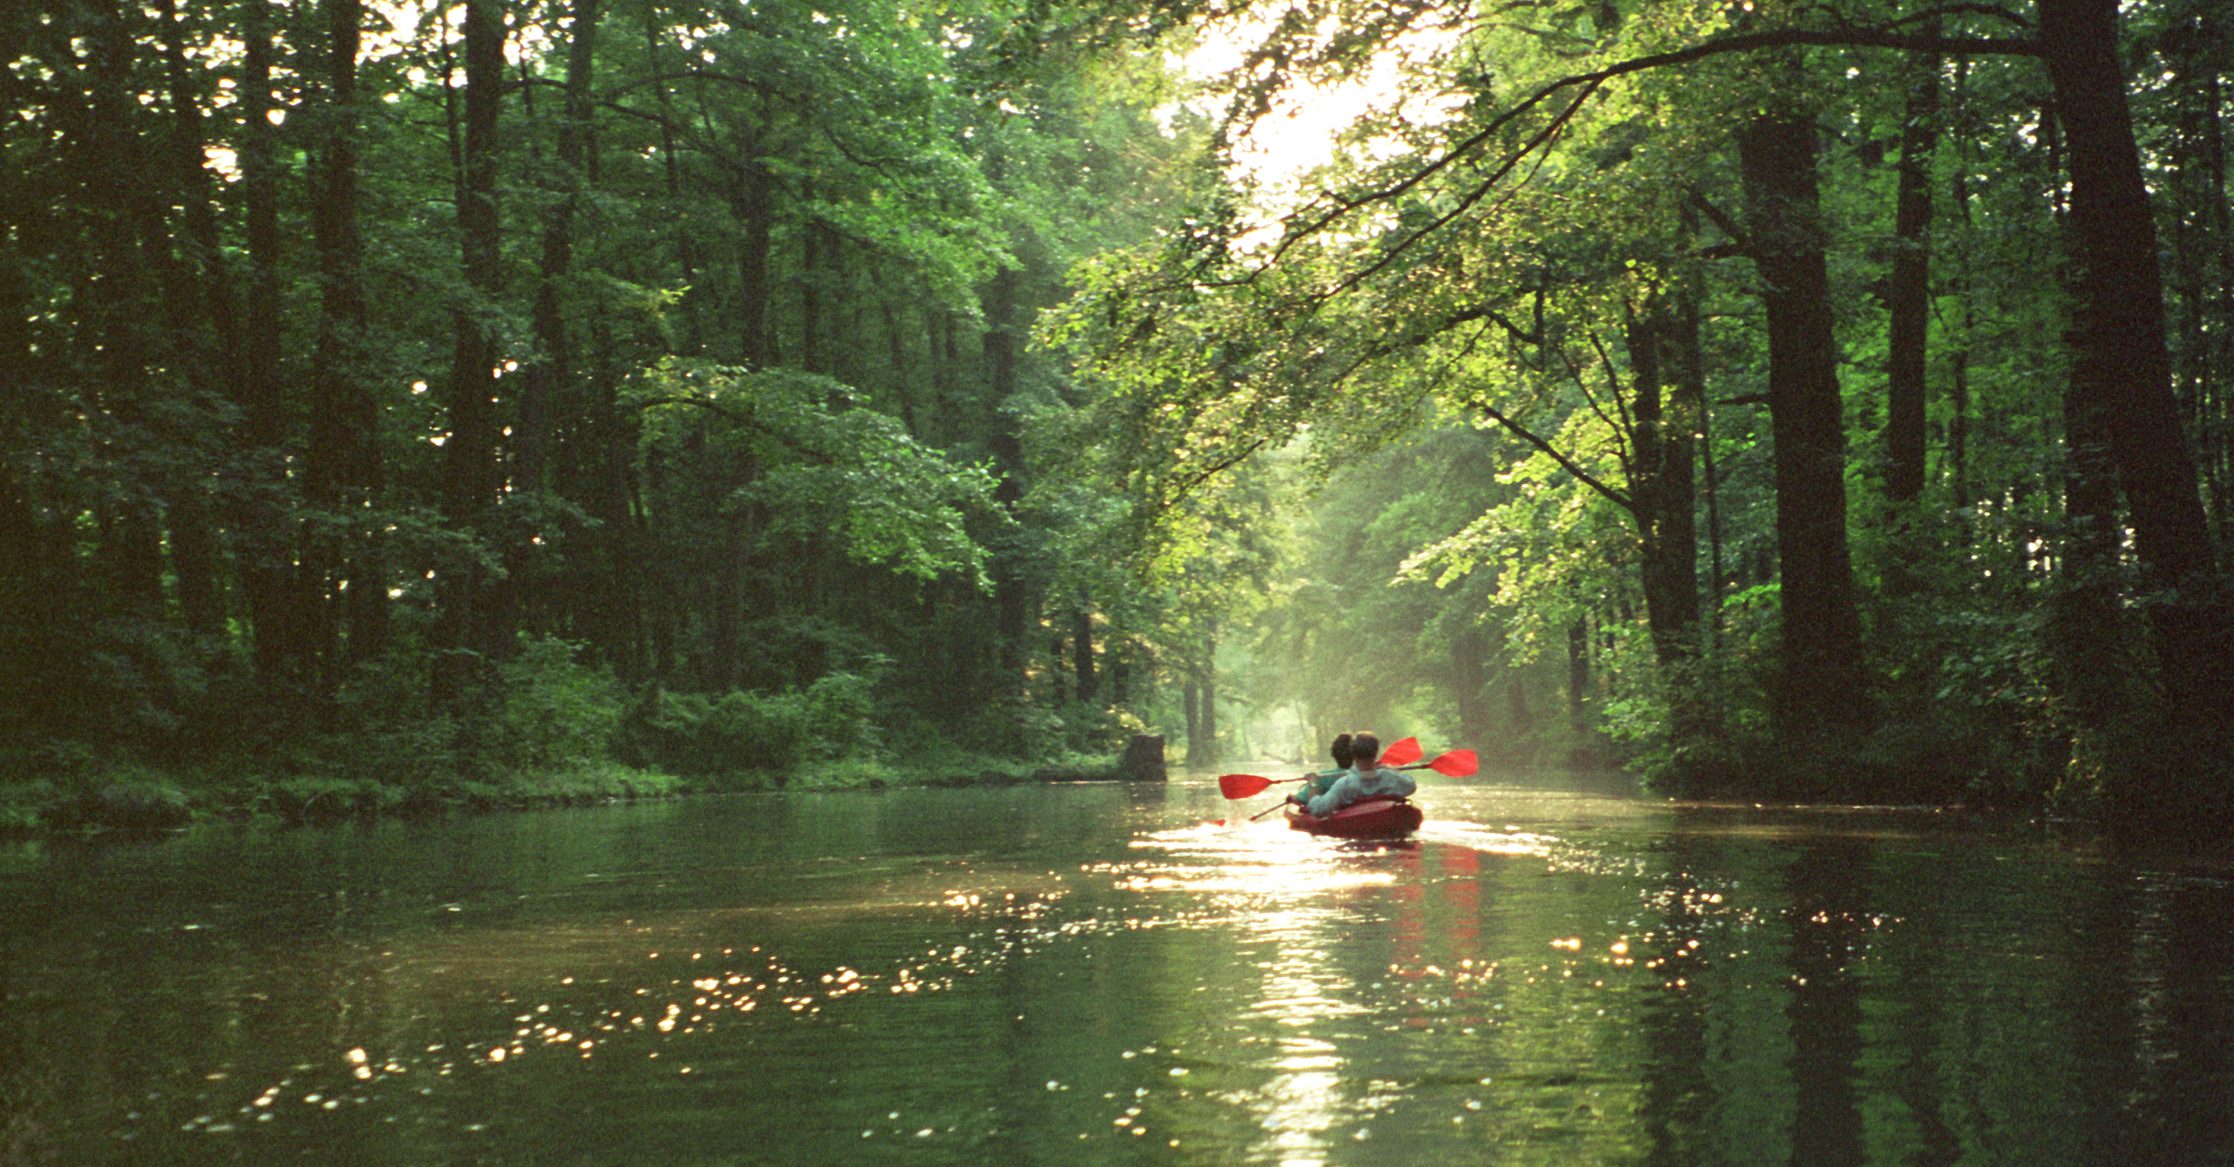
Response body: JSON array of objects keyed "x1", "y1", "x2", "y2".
[{"x1": 3, "y1": 0, "x2": 2231, "y2": 843}]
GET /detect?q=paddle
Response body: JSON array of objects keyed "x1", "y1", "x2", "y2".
[
  {"x1": 1239, "y1": 747, "x2": 1481, "y2": 822},
  {"x1": 1215, "y1": 736, "x2": 1420, "y2": 800},
  {"x1": 1215, "y1": 745, "x2": 1478, "y2": 800}
]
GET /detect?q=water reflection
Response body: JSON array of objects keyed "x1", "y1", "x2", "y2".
[{"x1": 1, "y1": 780, "x2": 2231, "y2": 1163}]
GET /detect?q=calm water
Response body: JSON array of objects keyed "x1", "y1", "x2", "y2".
[{"x1": 2, "y1": 772, "x2": 2231, "y2": 1165}]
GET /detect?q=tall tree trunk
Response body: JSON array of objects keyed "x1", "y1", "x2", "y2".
[
  {"x1": 2035, "y1": 96, "x2": 2144, "y2": 796},
  {"x1": 78, "y1": 1, "x2": 169, "y2": 630},
  {"x1": 2040, "y1": 0, "x2": 2234, "y2": 833},
  {"x1": 434, "y1": 0, "x2": 508, "y2": 709},
  {"x1": 2053, "y1": 329, "x2": 2136, "y2": 773},
  {"x1": 731, "y1": 132, "x2": 774, "y2": 367},
  {"x1": 589, "y1": 347, "x2": 641, "y2": 676},
  {"x1": 305, "y1": 0, "x2": 390, "y2": 680},
  {"x1": 1627, "y1": 305, "x2": 1700, "y2": 668},
  {"x1": 1668, "y1": 263, "x2": 1721, "y2": 641},
  {"x1": 2206, "y1": 21, "x2": 2234, "y2": 536},
  {"x1": 1071, "y1": 608, "x2": 1097, "y2": 703},
  {"x1": 643, "y1": 5, "x2": 701, "y2": 352},
  {"x1": 2166, "y1": 7, "x2": 2234, "y2": 538},
  {"x1": 1738, "y1": 110, "x2": 1869, "y2": 744},
  {"x1": 1884, "y1": 40, "x2": 1941, "y2": 512},
  {"x1": 518, "y1": 0, "x2": 600, "y2": 642},
  {"x1": 1649, "y1": 286, "x2": 1716, "y2": 759},
  {"x1": 930, "y1": 310, "x2": 961, "y2": 447},
  {"x1": 0, "y1": 185, "x2": 88, "y2": 736},
  {"x1": 160, "y1": 0, "x2": 240, "y2": 382},
  {"x1": 167, "y1": 492, "x2": 224, "y2": 638},
  {"x1": 801, "y1": 202, "x2": 831, "y2": 375},
  {"x1": 983, "y1": 260, "x2": 1030, "y2": 701},
  {"x1": 237, "y1": 0, "x2": 300, "y2": 688},
  {"x1": 1947, "y1": 56, "x2": 1976, "y2": 523},
  {"x1": 883, "y1": 301, "x2": 919, "y2": 434},
  {"x1": 154, "y1": 0, "x2": 232, "y2": 642},
  {"x1": 140, "y1": 184, "x2": 223, "y2": 640}
]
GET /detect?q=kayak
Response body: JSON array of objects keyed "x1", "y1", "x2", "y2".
[{"x1": 1286, "y1": 796, "x2": 1423, "y2": 840}]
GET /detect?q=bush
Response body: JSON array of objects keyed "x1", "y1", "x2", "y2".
[
  {"x1": 704, "y1": 688, "x2": 800, "y2": 768},
  {"x1": 82, "y1": 618, "x2": 212, "y2": 749},
  {"x1": 618, "y1": 672, "x2": 882, "y2": 784},
  {"x1": 324, "y1": 653, "x2": 461, "y2": 786},
  {"x1": 483, "y1": 637, "x2": 627, "y2": 778},
  {"x1": 803, "y1": 671, "x2": 878, "y2": 755}
]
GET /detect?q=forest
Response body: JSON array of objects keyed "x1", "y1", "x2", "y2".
[{"x1": 2, "y1": 0, "x2": 2229, "y2": 845}]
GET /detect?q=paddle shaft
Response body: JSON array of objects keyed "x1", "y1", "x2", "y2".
[
  {"x1": 1246, "y1": 757, "x2": 1447, "y2": 820},
  {"x1": 1219, "y1": 743, "x2": 1475, "y2": 801}
]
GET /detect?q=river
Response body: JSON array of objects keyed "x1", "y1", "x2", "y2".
[{"x1": 2, "y1": 772, "x2": 2230, "y2": 1164}]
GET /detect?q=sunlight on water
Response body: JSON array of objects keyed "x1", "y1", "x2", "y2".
[
  {"x1": 2, "y1": 780, "x2": 2231, "y2": 1164},
  {"x1": 1412, "y1": 819, "x2": 1559, "y2": 857}
]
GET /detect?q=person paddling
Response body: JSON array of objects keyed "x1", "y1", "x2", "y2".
[
  {"x1": 1290, "y1": 733, "x2": 1354, "y2": 806},
  {"x1": 1299, "y1": 731, "x2": 1415, "y2": 817}
]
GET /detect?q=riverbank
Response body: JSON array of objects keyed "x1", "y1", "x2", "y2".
[{"x1": 0, "y1": 748, "x2": 1133, "y2": 838}]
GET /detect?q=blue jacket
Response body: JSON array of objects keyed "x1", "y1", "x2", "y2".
[{"x1": 1305, "y1": 765, "x2": 1416, "y2": 817}]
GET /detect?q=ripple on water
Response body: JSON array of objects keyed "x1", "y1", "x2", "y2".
[{"x1": 21, "y1": 783, "x2": 2234, "y2": 1165}]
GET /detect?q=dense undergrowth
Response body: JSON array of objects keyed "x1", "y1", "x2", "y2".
[{"x1": 0, "y1": 636, "x2": 1132, "y2": 837}]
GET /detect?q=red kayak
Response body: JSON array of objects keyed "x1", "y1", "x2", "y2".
[{"x1": 1286, "y1": 797, "x2": 1423, "y2": 840}]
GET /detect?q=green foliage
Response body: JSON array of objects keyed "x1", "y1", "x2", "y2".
[
  {"x1": 260, "y1": 777, "x2": 408, "y2": 823},
  {"x1": 499, "y1": 761, "x2": 684, "y2": 805},
  {"x1": 618, "y1": 672, "x2": 883, "y2": 785},
  {"x1": 484, "y1": 637, "x2": 630, "y2": 778},
  {"x1": 803, "y1": 670, "x2": 881, "y2": 756},
  {"x1": 81, "y1": 619, "x2": 216, "y2": 749},
  {"x1": 321, "y1": 656, "x2": 465, "y2": 792},
  {"x1": 9, "y1": 0, "x2": 2232, "y2": 837},
  {"x1": 0, "y1": 0, "x2": 1203, "y2": 816}
]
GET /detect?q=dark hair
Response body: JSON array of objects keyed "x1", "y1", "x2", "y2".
[
  {"x1": 1350, "y1": 732, "x2": 1380, "y2": 766},
  {"x1": 1329, "y1": 734, "x2": 1354, "y2": 768}
]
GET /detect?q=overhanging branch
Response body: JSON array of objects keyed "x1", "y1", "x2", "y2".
[
  {"x1": 1479, "y1": 403, "x2": 1635, "y2": 515},
  {"x1": 1243, "y1": 23, "x2": 2037, "y2": 288}
]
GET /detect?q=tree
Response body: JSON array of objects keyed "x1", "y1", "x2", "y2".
[
  {"x1": 2039, "y1": 0, "x2": 2234, "y2": 831},
  {"x1": 303, "y1": 0, "x2": 390, "y2": 680},
  {"x1": 432, "y1": 0, "x2": 509, "y2": 710},
  {"x1": 1735, "y1": 102, "x2": 1868, "y2": 742}
]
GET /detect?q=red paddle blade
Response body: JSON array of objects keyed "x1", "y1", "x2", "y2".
[
  {"x1": 1218, "y1": 773, "x2": 1275, "y2": 799},
  {"x1": 1380, "y1": 737, "x2": 1421, "y2": 767},
  {"x1": 1427, "y1": 749, "x2": 1478, "y2": 777}
]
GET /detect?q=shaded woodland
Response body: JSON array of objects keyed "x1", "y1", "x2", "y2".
[{"x1": 2, "y1": 0, "x2": 2230, "y2": 843}]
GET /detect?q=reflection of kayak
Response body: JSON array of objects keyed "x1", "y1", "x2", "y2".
[{"x1": 1286, "y1": 797, "x2": 1423, "y2": 840}]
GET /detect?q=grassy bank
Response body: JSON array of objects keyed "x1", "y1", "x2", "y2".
[
  {"x1": 1, "y1": 638, "x2": 1140, "y2": 838},
  {"x1": 0, "y1": 746, "x2": 1128, "y2": 837}
]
